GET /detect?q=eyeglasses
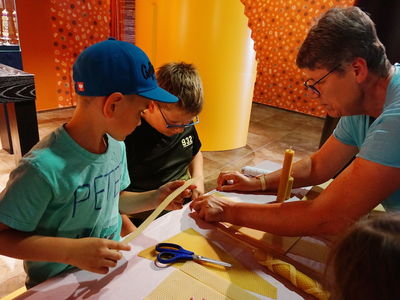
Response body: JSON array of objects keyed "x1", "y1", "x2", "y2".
[
  {"x1": 303, "y1": 65, "x2": 340, "y2": 98},
  {"x1": 158, "y1": 105, "x2": 200, "y2": 128}
]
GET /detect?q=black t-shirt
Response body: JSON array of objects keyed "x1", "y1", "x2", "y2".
[{"x1": 124, "y1": 118, "x2": 202, "y2": 192}]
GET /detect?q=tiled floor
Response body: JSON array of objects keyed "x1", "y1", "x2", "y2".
[
  {"x1": 202, "y1": 103, "x2": 324, "y2": 191},
  {"x1": 0, "y1": 102, "x2": 324, "y2": 296}
]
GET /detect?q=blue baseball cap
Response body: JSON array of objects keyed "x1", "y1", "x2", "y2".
[{"x1": 73, "y1": 38, "x2": 178, "y2": 103}]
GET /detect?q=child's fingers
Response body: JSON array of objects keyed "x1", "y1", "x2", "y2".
[
  {"x1": 107, "y1": 240, "x2": 131, "y2": 252},
  {"x1": 103, "y1": 258, "x2": 118, "y2": 268},
  {"x1": 117, "y1": 241, "x2": 131, "y2": 251},
  {"x1": 97, "y1": 266, "x2": 110, "y2": 274},
  {"x1": 106, "y1": 248, "x2": 124, "y2": 262}
]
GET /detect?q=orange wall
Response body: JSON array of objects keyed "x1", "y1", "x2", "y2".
[
  {"x1": 16, "y1": 0, "x2": 111, "y2": 111},
  {"x1": 242, "y1": 0, "x2": 354, "y2": 117},
  {"x1": 16, "y1": 0, "x2": 58, "y2": 110},
  {"x1": 17, "y1": 0, "x2": 356, "y2": 115}
]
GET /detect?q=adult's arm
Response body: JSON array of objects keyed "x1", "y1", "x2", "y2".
[
  {"x1": 193, "y1": 137, "x2": 400, "y2": 236},
  {"x1": 218, "y1": 135, "x2": 357, "y2": 192},
  {"x1": 226, "y1": 156, "x2": 399, "y2": 236}
]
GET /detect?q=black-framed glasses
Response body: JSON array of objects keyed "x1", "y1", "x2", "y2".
[
  {"x1": 303, "y1": 65, "x2": 340, "y2": 98},
  {"x1": 158, "y1": 105, "x2": 200, "y2": 128}
]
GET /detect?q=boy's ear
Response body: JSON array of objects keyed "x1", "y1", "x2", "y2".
[
  {"x1": 146, "y1": 100, "x2": 157, "y2": 113},
  {"x1": 103, "y1": 92, "x2": 124, "y2": 118}
]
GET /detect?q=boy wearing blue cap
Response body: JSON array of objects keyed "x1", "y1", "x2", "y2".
[
  {"x1": 0, "y1": 38, "x2": 194, "y2": 288},
  {"x1": 123, "y1": 62, "x2": 204, "y2": 227}
]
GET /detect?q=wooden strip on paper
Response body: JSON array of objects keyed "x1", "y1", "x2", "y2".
[
  {"x1": 218, "y1": 222, "x2": 300, "y2": 254},
  {"x1": 122, "y1": 178, "x2": 196, "y2": 244},
  {"x1": 180, "y1": 261, "x2": 260, "y2": 300},
  {"x1": 288, "y1": 237, "x2": 329, "y2": 264},
  {"x1": 144, "y1": 269, "x2": 226, "y2": 300},
  {"x1": 216, "y1": 223, "x2": 324, "y2": 281}
]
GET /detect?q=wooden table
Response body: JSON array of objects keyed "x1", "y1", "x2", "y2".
[{"x1": 0, "y1": 63, "x2": 38, "y2": 163}]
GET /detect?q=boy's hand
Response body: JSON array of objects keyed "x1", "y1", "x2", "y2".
[
  {"x1": 191, "y1": 177, "x2": 205, "y2": 201},
  {"x1": 191, "y1": 187, "x2": 204, "y2": 201},
  {"x1": 157, "y1": 180, "x2": 196, "y2": 210},
  {"x1": 66, "y1": 238, "x2": 131, "y2": 274}
]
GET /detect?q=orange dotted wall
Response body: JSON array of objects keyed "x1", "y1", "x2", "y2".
[
  {"x1": 19, "y1": 0, "x2": 356, "y2": 112},
  {"x1": 50, "y1": 0, "x2": 111, "y2": 107},
  {"x1": 241, "y1": 0, "x2": 354, "y2": 117}
]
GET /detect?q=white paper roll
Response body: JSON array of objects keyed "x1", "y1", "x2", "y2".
[{"x1": 241, "y1": 166, "x2": 269, "y2": 177}]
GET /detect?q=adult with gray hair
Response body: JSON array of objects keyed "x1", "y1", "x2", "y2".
[
  {"x1": 297, "y1": 7, "x2": 391, "y2": 77},
  {"x1": 191, "y1": 6, "x2": 400, "y2": 237}
]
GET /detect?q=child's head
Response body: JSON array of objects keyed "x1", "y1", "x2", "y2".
[
  {"x1": 329, "y1": 213, "x2": 400, "y2": 300},
  {"x1": 72, "y1": 38, "x2": 178, "y2": 140},
  {"x1": 141, "y1": 62, "x2": 204, "y2": 136}
]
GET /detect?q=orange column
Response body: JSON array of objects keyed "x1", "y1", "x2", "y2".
[
  {"x1": 136, "y1": 0, "x2": 257, "y2": 151},
  {"x1": 16, "y1": 0, "x2": 58, "y2": 111}
]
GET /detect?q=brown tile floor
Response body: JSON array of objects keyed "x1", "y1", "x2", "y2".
[
  {"x1": 202, "y1": 103, "x2": 324, "y2": 191},
  {"x1": 0, "y1": 102, "x2": 324, "y2": 296}
]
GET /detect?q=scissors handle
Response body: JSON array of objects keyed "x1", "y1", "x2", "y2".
[
  {"x1": 157, "y1": 251, "x2": 194, "y2": 264},
  {"x1": 156, "y1": 243, "x2": 195, "y2": 264},
  {"x1": 155, "y1": 243, "x2": 194, "y2": 255}
]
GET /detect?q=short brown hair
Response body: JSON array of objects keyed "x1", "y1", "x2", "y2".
[
  {"x1": 156, "y1": 62, "x2": 204, "y2": 114},
  {"x1": 296, "y1": 6, "x2": 391, "y2": 77},
  {"x1": 328, "y1": 213, "x2": 400, "y2": 300}
]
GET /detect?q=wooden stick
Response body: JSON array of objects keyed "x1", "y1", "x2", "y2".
[{"x1": 122, "y1": 178, "x2": 197, "y2": 245}]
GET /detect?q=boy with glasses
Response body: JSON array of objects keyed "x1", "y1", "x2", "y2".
[
  {"x1": 123, "y1": 62, "x2": 204, "y2": 227},
  {"x1": 191, "y1": 6, "x2": 400, "y2": 237}
]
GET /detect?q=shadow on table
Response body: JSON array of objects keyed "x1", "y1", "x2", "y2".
[{"x1": 15, "y1": 258, "x2": 129, "y2": 300}]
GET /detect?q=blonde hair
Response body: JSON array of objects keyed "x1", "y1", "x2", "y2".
[{"x1": 156, "y1": 62, "x2": 204, "y2": 114}]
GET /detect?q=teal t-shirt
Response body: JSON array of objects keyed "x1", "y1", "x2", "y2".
[
  {"x1": 333, "y1": 63, "x2": 400, "y2": 210},
  {"x1": 0, "y1": 126, "x2": 130, "y2": 288}
]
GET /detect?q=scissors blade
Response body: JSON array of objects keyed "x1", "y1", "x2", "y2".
[{"x1": 193, "y1": 255, "x2": 232, "y2": 268}]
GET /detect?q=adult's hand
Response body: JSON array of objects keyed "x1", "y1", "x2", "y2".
[
  {"x1": 217, "y1": 171, "x2": 261, "y2": 192},
  {"x1": 190, "y1": 194, "x2": 234, "y2": 223}
]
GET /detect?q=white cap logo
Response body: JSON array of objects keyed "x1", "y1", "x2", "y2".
[{"x1": 77, "y1": 82, "x2": 85, "y2": 92}]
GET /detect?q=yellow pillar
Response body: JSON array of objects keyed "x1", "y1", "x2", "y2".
[{"x1": 136, "y1": 0, "x2": 257, "y2": 151}]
